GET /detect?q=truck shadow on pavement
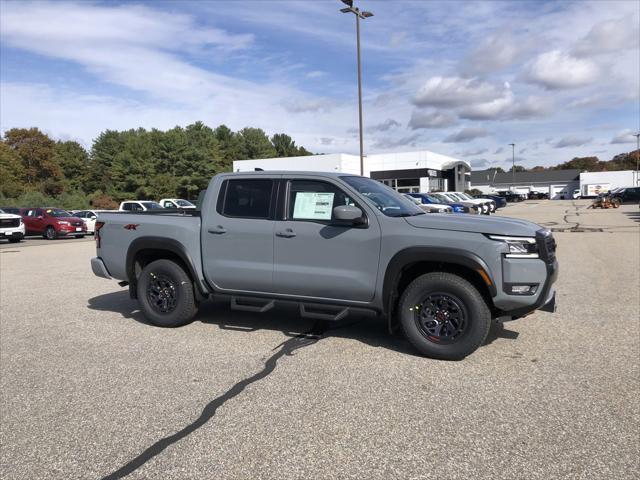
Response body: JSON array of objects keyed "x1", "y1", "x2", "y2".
[
  {"x1": 87, "y1": 291, "x2": 517, "y2": 479},
  {"x1": 87, "y1": 291, "x2": 517, "y2": 355}
]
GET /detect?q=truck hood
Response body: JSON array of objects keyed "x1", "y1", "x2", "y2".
[
  {"x1": 404, "y1": 213, "x2": 541, "y2": 236},
  {"x1": 0, "y1": 213, "x2": 21, "y2": 220}
]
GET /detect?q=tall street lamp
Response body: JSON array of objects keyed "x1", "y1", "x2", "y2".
[
  {"x1": 339, "y1": 0, "x2": 373, "y2": 176},
  {"x1": 634, "y1": 133, "x2": 640, "y2": 185},
  {"x1": 509, "y1": 143, "x2": 515, "y2": 189}
]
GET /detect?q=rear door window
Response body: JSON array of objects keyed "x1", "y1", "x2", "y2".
[{"x1": 220, "y1": 179, "x2": 273, "y2": 219}]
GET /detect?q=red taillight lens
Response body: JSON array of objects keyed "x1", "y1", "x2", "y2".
[{"x1": 95, "y1": 221, "x2": 105, "y2": 248}]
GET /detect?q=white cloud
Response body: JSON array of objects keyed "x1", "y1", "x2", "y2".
[
  {"x1": 610, "y1": 130, "x2": 638, "y2": 144},
  {"x1": 367, "y1": 119, "x2": 401, "y2": 133},
  {"x1": 572, "y1": 16, "x2": 640, "y2": 57},
  {"x1": 460, "y1": 33, "x2": 521, "y2": 75},
  {"x1": 371, "y1": 134, "x2": 420, "y2": 150},
  {"x1": 412, "y1": 77, "x2": 504, "y2": 108},
  {"x1": 522, "y1": 50, "x2": 599, "y2": 89},
  {"x1": 553, "y1": 135, "x2": 593, "y2": 148},
  {"x1": 306, "y1": 71, "x2": 326, "y2": 79},
  {"x1": 443, "y1": 127, "x2": 490, "y2": 143},
  {"x1": 460, "y1": 148, "x2": 488, "y2": 157},
  {"x1": 408, "y1": 110, "x2": 458, "y2": 129}
]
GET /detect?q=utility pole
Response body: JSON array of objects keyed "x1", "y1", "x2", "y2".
[
  {"x1": 339, "y1": 0, "x2": 373, "y2": 176},
  {"x1": 635, "y1": 133, "x2": 640, "y2": 186},
  {"x1": 509, "y1": 143, "x2": 515, "y2": 190}
]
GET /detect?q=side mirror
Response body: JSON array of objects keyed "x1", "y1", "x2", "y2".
[
  {"x1": 332, "y1": 205, "x2": 364, "y2": 225},
  {"x1": 90, "y1": 215, "x2": 97, "y2": 219}
]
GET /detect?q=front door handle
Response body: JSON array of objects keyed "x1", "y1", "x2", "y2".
[
  {"x1": 208, "y1": 226, "x2": 227, "y2": 234},
  {"x1": 276, "y1": 229, "x2": 296, "y2": 238}
]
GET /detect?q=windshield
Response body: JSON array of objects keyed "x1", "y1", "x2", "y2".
[
  {"x1": 426, "y1": 194, "x2": 442, "y2": 204},
  {"x1": 341, "y1": 177, "x2": 424, "y2": 217},
  {"x1": 141, "y1": 202, "x2": 163, "y2": 209},
  {"x1": 456, "y1": 192, "x2": 472, "y2": 200},
  {"x1": 176, "y1": 199, "x2": 195, "y2": 207},
  {"x1": 46, "y1": 209, "x2": 72, "y2": 217},
  {"x1": 447, "y1": 193, "x2": 465, "y2": 201}
]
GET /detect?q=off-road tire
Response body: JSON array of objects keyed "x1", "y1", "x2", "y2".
[
  {"x1": 398, "y1": 272, "x2": 491, "y2": 360},
  {"x1": 137, "y1": 259, "x2": 198, "y2": 327}
]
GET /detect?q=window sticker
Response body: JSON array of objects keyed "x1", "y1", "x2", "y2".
[{"x1": 293, "y1": 192, "x2": 334, "y2": 220}]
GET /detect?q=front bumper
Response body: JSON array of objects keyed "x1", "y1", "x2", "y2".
[
  {"x1": 0, "y1": 229, "x2": 24, "y2": 240},
  {"x1": 59, "y1": 228, "x2": 87, "y2": 236},
  {"x1": 91, "y1": 257, "x2": 112, "y2": 279}
]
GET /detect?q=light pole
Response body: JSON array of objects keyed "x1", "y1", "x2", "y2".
[
  {"x1": 340, "y1": 0, "x2": 373, "y2": 176},
  {"x1": 509, "y1": 143, "x2": 515, "y2": 190},
  {"x1": 634, "y1": 133, "x2": 640, "y2": 185}
]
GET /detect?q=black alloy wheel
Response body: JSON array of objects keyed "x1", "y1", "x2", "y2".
[
  {"x1": 146, "y1": 273, "x2": 179, "y2": 314},
  {"x1": 413, "y1": 293, "x2": 468, "y2": 344}
]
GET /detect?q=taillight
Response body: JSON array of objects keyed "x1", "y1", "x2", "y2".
[{"x1": 95, "y1": 221, "x2": 105, "y2": 248}]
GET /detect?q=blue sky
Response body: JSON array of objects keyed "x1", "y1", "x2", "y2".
[{"x1": 1, "y1": 0, "x2": 638, "y2": 169}]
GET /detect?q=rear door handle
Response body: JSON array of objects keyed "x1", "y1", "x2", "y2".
[
  {"x1": 208, "y1": 226, "x2": 227, "y2": 234},
  {"x1": 276, "y1": 229, "x2": 296, "y2": 238}
]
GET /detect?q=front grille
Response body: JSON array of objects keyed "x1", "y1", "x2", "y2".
[
  {"x1": 536, "y1": 229, "x2": 556, "y2": 263},
  {"x1": 71, "y1": 221, "x2": 83, "y2": 227},
  {"x1": 0, "y1": 218, "x2": 20, "y2": 228}
]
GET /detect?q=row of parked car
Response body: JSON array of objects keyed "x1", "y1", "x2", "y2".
[
  {"x1": 403, "y1": 191, "x2": 506, "y2": 215},
  {"x1": 0, "y1": 198, "x2": 198, "y2": 242}
]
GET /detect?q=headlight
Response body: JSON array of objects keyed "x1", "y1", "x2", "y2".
[{"x1": 488, "y1": 235, "x2": 539, "y2": 258}]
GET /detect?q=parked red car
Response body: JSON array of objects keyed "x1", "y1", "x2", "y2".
[{"x1": 21, "y1": 208, "x2": 87, "y2": 239}]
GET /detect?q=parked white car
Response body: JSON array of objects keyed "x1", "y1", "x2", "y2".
[
  {"x1": 403, "y1": 194, "x2": 452, "y2": 213},
  {"x1": 72, "y1": 210, "x2": 113, "y2": 233},
  {"x1": 119, "y1": 201, "x2": 164, "y2": 212},
  {"x1": 159, "y1": 198, "x2": 197, "y2": 209},
  {"x1": 453, "y1": 192, "x2": 495, "y2": 213},
  {"x1": 0, "y1": 208, "x2": 25, "y2": 243}
]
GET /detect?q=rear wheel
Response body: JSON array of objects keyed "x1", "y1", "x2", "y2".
[
  {"x1": 137, "y1": 259, "x2": 198, "y2": 327},
  {"x1": 398, "y1": 272, "x2": 491, "y2": 360},
  {"x1": 44, "y1": 226, "x2": 57, "y2": 240}
]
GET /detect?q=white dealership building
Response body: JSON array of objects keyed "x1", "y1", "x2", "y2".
[{"x1": 233, "y1": 150, "x2": 471, "y2": 193}]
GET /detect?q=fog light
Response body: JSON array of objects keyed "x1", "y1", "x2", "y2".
[{"x1": 510, "y1": 284, "x2": 538, "y2": 295}]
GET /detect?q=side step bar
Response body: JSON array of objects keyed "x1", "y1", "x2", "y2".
[
  {"x1": 230, "y1": 296, "x2": 275, "y2": 313},
  {"x1": 300, "y1": 303, "x2": 349, "y2": 321}
]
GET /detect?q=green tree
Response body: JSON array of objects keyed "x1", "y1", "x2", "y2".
[
  {"x1": 214, "y1": 124, "x2": 244, "y2": 161},
  {"x1": 54, "y1": 140, "x2": 90, "y2": 191},
  {"x1": 3, "y1": 128, "x2": 62, "y2": 189},
  {"x1": 238, "y1": 127, "x2": 276, "y2": 159},
  {"x1": 0, "y1": 141, "x2": 25, "y2": 197},
  {"x1": 271, "y1": 133, "x2": 299, "y2": 157}
]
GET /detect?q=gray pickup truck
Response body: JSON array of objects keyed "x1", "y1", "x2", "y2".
[{"x1": 91, "y1": 171, "x2": 557, "y2": 359}]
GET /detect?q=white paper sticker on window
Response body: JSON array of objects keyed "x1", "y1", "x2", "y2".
[{"x1": 293, "y1": 192, "x2": 334, "y2": 220}]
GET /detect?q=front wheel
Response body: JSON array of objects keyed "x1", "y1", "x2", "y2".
[
  {"x1": 137, "y1": 259, "x2": 198, "y2": 327},
  {"x1": 398, "y1": 272, "x2": 491, "y2": 360},
  {"x1": 75, "y1": 235, "x2": 85, "y2": 239},
  {"x1": 9, "y1": 238, "x2": 21, "y2": 243},
  {"x1": 44, "y1": 226, "x2": 57, "y2": 240}
]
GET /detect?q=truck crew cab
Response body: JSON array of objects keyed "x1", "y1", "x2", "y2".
[{"x1": 91, "y1": 172, "x2": 558, "y2": 360}]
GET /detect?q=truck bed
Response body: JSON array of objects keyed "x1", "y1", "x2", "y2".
[{"x1": 96, "y1": 211, "x2": 203, "y2": 281}]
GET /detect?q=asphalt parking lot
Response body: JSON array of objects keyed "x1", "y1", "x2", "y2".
[{"x1": 1, "y1": 200, "x2": 638, "y2": 479}]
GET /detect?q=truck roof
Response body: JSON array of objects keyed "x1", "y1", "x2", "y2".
[{"x1": 222, "y1": 171, "x2": 359, "y2": 178}]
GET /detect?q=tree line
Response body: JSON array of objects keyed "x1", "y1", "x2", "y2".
[
  {"x1": 0, "y1": 122, "x2": 312, "y2": 209},
  {"x1": 491, "y1": 151, "x2": 639, "y2": 174}
]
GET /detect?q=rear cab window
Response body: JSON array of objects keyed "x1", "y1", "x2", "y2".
[{"x1": 218, "y1": 179, "x2": 274, "y2": 219}]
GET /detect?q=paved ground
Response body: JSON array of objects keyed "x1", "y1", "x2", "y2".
[{"x1": 1, "y1": 201, "x2": 638, "y2": 479}]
